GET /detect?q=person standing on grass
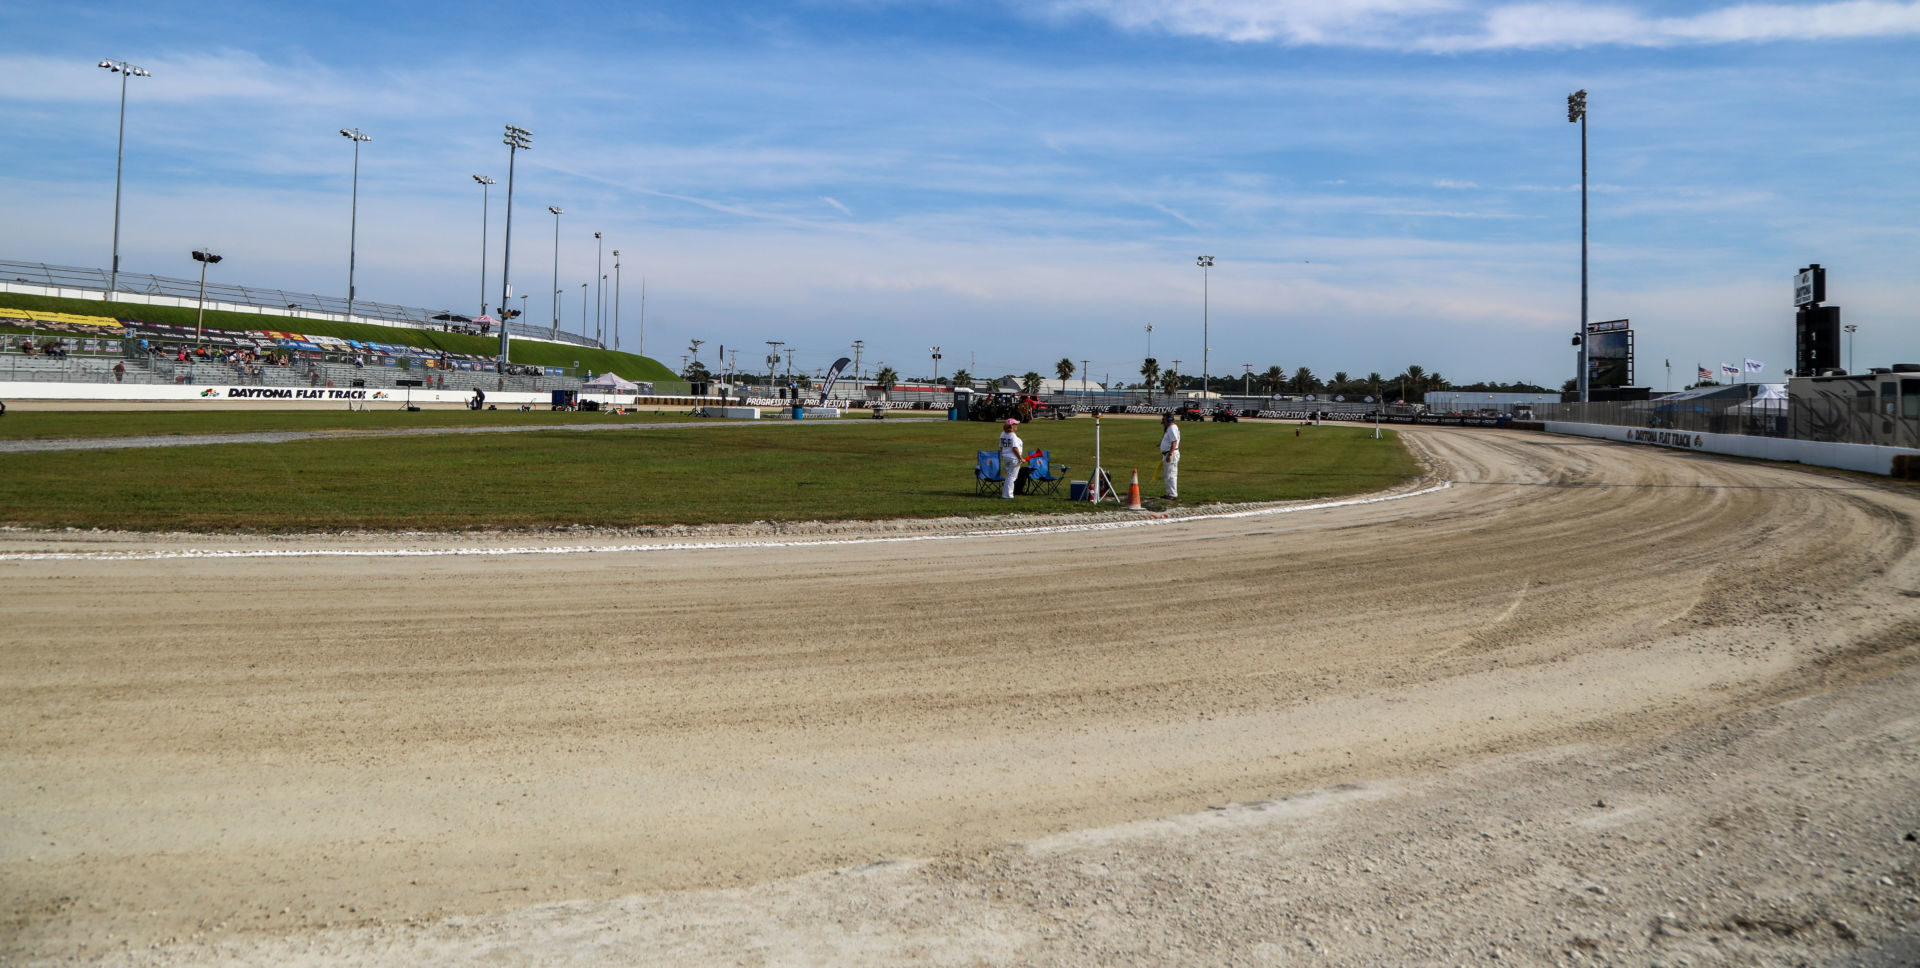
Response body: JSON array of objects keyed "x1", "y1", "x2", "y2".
[
  {"x1": 998, "y1": 417, "x2": 1027, "y2": 499},
  {"x1": 1159, "y1": 411, "x2": 1181, "y2": 500}
]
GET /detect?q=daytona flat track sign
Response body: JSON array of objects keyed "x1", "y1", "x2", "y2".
[{"x1": 1794, "y1": 265, "x2": 1825, "y2": 307}]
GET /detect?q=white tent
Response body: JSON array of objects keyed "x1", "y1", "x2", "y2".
[
  {"x1": 581, "y1": 371, "x2": 640, "y2": 393},
  {"x1": 1728, "y1": 383, "x2": 1788, "y2": 415}
]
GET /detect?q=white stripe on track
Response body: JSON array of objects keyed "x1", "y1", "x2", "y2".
[{"x1": 0, "y1": 482, "x2": 1450, "y2": 562}]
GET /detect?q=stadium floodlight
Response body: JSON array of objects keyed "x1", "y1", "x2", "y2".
[
  {"x1": 472, "y1": 175, "x2": 495, "y2": 319},
  {"x1": 99, "y1": 58, "x2": 151, "y2": 301},
  {"x1": 338, "y1": 127, "x2": 372, "y2": 321},
  {"x1": 191, "y1": 248, "x2": 223, "y2": 345},
  {"x1": 612, "y1": 250, "x2": 621, "y2": 352},
  {"x1": 496, "y1": 126, "x2": 531, "y2": 368},
  {"x1": 1196, "y1": 256, "x2": 1214, "y2": 400},
  {"x1": 547, "y1": 206, "x2": 564, "y2": 333},
  {"x1": 1568, "y1": 89, "x2": 1588, "y2": 403}
]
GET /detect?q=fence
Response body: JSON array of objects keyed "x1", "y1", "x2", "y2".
[
  {"x1": 0, "y1": 259, "x2": 605, "y2": 350},
  {"x1": 1538, "y1": 398, "x2": 1920, "y2": 450}
]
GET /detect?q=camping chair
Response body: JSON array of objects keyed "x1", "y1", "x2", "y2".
[
  {"x1": 975, "y1": 450, "x2": 1005, "y2": 496},
  {"x1": 1029, "y1": 450, "x2": 1071, "y2": 497}
]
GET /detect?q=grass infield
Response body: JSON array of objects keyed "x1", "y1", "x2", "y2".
[{"x1": 0, "y1": 418, "x2": 1419, "y2": 531}]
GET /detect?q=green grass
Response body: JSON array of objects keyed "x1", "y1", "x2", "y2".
[
  {"x1": 0, "y1": 292, "x2": 677, "y2": 382},
  {"x1": 0, "y1": 408, "x2": 709, "y2": 440},
  {"x1": 0, "y1": 419, "x2": 1418, "y2": 531}
]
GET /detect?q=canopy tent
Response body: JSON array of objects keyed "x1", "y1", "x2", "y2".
[
  {"x1": 1728, "y1": 383, "x2": 1789, "y2": 415},
  {"x1": 581, "y1": 371, "x2": 640, "y2": 393}
]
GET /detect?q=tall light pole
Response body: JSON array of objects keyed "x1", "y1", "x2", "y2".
[
  {"x1": 472, "y1": 175, "x2": 494, "y2": 319},
  {"x1": 1196, "y1": 256, "x2": 1214, "y2": 399},
  {"x1": 1145, "y1": 323, "x2": 1153, "y2": 361},
  {"x1": 99, "y1": 59, "x2": 150, "y2": 300},
  {"x1": 930, "y1": 346, "x2": 942, "y2": 384},
  {"x1": 612, "y1": 250, "x2": 621, "y2": 352},
  {"x1": 339, "y1": 127, "x2": 372, "y2": 320},
  {"x1": 580, "y1": 282, "x2": 588, "y2": 333},
  {"x1": 594, "y1": 231, "x2": 604, "y2": 345},
  {"x1": 191, "y1": 249, "x2": 222, "y2": 344},
  {"x1": 497, "y1": 125, "x2": 531, "y2": 369},
  {"x1": 547, "y1": 205, "x2": 564, "y2": 332},
  {"x1": 852, "y1": 339, "x2": 864, "y2": 381},
  {"x1": 1243, "y1": 362, "x2": 1252, "y2": 397},
  {"x1": 1568, "y1": 89, "x2": 1589, "y2": 403},
  {"x1": 1844, "y1": 324, "x2": 1858, "y2": 372},
  {"x1": 1082, "y1": 358, "x2": 1089, "y2": 397}
]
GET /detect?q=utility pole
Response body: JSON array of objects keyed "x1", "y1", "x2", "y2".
[{"x1": 851, "y1": 340, "x2": 864, "y2": 381}]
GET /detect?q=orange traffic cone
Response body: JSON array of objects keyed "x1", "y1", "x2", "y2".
[{"x1": 1126, "y1": 468, "x2": 1144, "y2": 510}]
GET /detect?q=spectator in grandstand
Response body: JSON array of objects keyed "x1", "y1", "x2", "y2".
[
  {"x1": 998, "y1": 417, "x2": 1027, "y2": 499},
  {"x1": 113, "y1": 361, "x2": 125, "y2": 382},
  {"x1": 1159, "y1": 412, "x2": 1181, "y2": 500}
]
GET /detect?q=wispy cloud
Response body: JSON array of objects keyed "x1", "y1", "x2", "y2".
[
  {"x1": 821, "y1": 196, "x2": 853, "y2": 216},
  {"x1": 1038, "y1": 0, "x2": 1920, "y2": 50}
]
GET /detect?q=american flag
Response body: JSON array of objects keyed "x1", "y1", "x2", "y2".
[{"x1": 1697, "y1": 365, "x2": 1713, "y2": 381}]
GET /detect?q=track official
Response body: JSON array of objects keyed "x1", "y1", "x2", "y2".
[
  {"x1": 999, "y1": 418, "x2": 1026, "y2": 499},
  {"x1": 1159, "y1": 412, "x2": 1180, "y2": 499}
]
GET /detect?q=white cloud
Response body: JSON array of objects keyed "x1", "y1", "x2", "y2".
[{"x1": 1039, "y1": 0, "x2": 1920, "y2": 50}]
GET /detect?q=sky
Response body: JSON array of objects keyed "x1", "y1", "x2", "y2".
[{"x1": 2, "y1": 1, "x2": 1917, "y2": 388}]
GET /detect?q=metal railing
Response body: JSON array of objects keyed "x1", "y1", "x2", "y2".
[{"x1": 0, "y1": 259, "x2": 605, "y2": 350}]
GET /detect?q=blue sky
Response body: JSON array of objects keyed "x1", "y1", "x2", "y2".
[{"x1": 3, "y1": 1, "x2": 1916, "y2": 387}]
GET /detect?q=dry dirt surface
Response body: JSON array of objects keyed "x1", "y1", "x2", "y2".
[{"x1": 2, "y1": 427, "x2": 1917, "y2": 967}]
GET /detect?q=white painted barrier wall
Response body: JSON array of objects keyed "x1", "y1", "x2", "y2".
[{"x1": 1542, "y1": 421, "x2": 1917, "y2": 476}]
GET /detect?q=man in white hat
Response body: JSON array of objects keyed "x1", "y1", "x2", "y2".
[
  {"x1": 998, "y1": 417, "x2": 1026, "y2": 499},
  {"x1": 1159, "y1": 412, "x2": 1181, "y2": 499}
]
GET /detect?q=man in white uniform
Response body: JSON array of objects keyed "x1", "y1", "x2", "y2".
[
  {"x1": 998, "y1": 417, "x2": 1025, "y2": 499},
  {"x1": 1159, "y1": 412, "x2": 1181, "y2": 499}
]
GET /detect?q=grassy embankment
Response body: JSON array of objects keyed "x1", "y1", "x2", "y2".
[
  {"x1": 0, "y1": 419, "x2": 1418, "y2": 531},
  {"x1": 0, "y1": 291, "x2": 676, "y2": 383}
]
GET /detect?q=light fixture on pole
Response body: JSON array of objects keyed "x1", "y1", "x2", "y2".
[
  {"x1": 547, "y1": 206, "x2": 564, "y2": 332},
  {"x1": 929, "y1": 346, "x2": 942, "y2": 384},
  {"x1": 191, "y1": 248, "x2": 222, "y2": 345},
  {"x1": 1196, "y1": 256, "x2": 1214, "y2": 400},
  {"x1": 1844, "y1": 323, "x2": 1858, "y2": 372},
  {"x1": 99, "y1": 59, "x2": 151, "y2": 301},
  {"x1": 497, "y1": 125, "x2": 531, "y2": 369},
  {"x1": 594, "y1": 232, "x2": 604, "y2": 346},
  {"x1": 1568, "y1": 89, "x2": 1589, "y2": 403},
  {"x1": 612, "y1": 250, "x2": 621, "y2": 352},
  {"x1": 338, "y1": 127, "x2": 372, "y2": 321},
  {"x1": 472, "y1": 175, "x2": 494, "y2": 319}
]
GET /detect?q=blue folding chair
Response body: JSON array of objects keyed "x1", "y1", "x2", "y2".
[
  {"x1": 975, "y1": 450, "x2": 1006, "y2": 496},
  {"x1": 1028, "y1": 450, "x2": 1071, "y2": 497}
]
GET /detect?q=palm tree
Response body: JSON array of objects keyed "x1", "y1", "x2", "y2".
[
  {"x1": 1291, "y1": 366, "x2": 1318, "y2": 394},
  {"x1": 874, "y1": 364, "x2": 898, "y2": 400},
  {"x1": 1022, "y1": 371, "x2": 1043, "y2": 395},
  {"x1": 1055, "y1": 358, "x2": 1075, "y2": 383},
  {"x1": 1159, "y1": 369, "x2": 1181, "y2": 399},
  {"x1": 950, "y1": 367, "x2": 972, "y2": 390},
  {"x1": 1140, "y1": 357, "x2": 1160, "y2": 402},
  {"x1": 1366, "y1": 372, "x2": 1384, "y2": 402},
  {"x1": 1261, "y1": 365, "x2": 1285, "y2": 395},
  {"x1": 1330, "y1": 371, "x2": 1350, "y2": 395}
]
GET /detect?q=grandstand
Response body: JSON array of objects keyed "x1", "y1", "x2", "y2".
[{"x1": 0, "y1": 301, "x2": 664, "y2": 396}]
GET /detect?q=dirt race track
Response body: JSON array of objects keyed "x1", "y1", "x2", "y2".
[{"x1": 3, "y1": 427, "x2": 1918, "y2": 967}]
